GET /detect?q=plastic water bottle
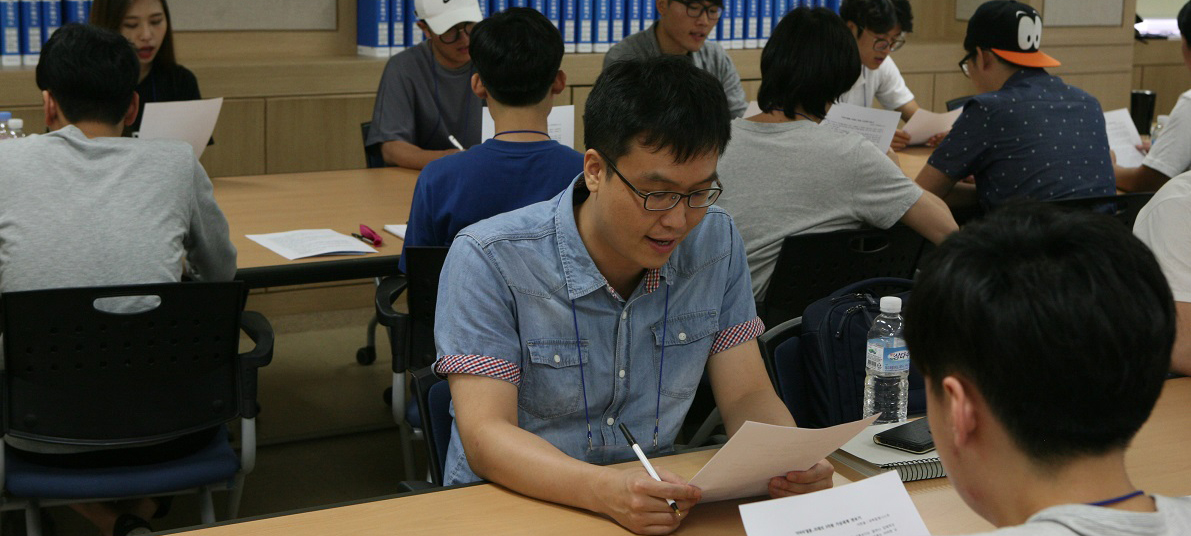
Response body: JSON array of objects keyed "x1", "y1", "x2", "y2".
[
  {"x1": 7, "y1": 118, "x2": 25, "y2": 138},
  {"x1": 0, "y1": 112, "x2": 13, "y2": 141},
  {"x1": 862, "y1": 296, "x2": 909, "y2": 425}
]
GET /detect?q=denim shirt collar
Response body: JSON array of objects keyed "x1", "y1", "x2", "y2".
[{"x1": 553, "y1": 177, "x2": 674, "y2": 301}]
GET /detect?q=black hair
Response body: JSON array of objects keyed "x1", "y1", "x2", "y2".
[
  {"x1": 904, "y1": 204, "x2": 1174, "y2": 467},
  {"x1": 36, "y1": 23, "x2": 139, "y2": 125},
  {"x1": 584, "y1": 56, "x2": 730, "y2": 164},
  {"x1": 757, "y1": 8, "x2": 860, "y2": 119},
  {"x1": 470, "y1": 7, "x2": 564, "y2": 107},
  {"x1": 839, "y1": 0, "x2": 913, "y2": 34},
  {"x1": 1180, "y1": 0, "x2": 1191, "y2": 41}
]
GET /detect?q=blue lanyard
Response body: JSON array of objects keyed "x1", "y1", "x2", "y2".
[
  {"x1": 494, "y1": 130, "x2": 550, "y2": 139},
  {"x1": 570, "y1": 282, "x2": 670, "y2": 451}
]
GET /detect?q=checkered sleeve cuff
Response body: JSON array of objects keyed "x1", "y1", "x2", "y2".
[
  {"x1": 709, "y1": 316, "x2": 765, "y2": 355},
  {"x1": 435, "y1": 355, "x2": 521, "y2": 386}
]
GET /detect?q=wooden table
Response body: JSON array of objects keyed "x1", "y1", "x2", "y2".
[
  {"x1": 172, "y1": 377, "x2": 1191, "y2": 535},
  {"x1": 897, "y1": 146, "x2": 932, "y2": 179},
  {"x1": 212, "y1": 168, "x2": 419, "y2": 288}
]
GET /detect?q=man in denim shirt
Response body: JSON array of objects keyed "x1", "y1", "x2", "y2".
[
  {"x1": 433, "y1": 57, "x2": 833, "y2": 534},
  {"x1": 914, "y1": 1, "x2": 1114, "y2": 210}
]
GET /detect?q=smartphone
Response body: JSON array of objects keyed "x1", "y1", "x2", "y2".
[{"x1": 873, "y1": 418, "x2": 935, "y2": 454}]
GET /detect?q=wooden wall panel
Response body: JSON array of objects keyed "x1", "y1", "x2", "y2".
[
  {"x1": 931, "y1": 73, "x2": 976, "y2": 112},
  {"x1": 741, "y1": 80, "x2": 761, "y2": 103},
  {"x1": 266, "y1": 95, "x2": 377, "y2": 174},
  {"x1": 572, "y1": 86, "x2": 593, "y2": 152},
  {"x1": 1141, "y1": 65, "x2": 1191, "y2": 114},
  {"x1": 1061, "y1": 72, "x2": 1134, "y2": 111},
  {"x1": 174, "y1": 0, "x2": 356, "y2": 61},
  {"x1": 5, "y1": 106, "x2": 46, "y2": 136},
  {"x1": 903, "y1": 74, "x2": 935, "y2": 113},
  {"x1": 201, "y1": 99, "x2": 266, "y2": 178}
]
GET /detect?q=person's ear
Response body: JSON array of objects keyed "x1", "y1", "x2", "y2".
[
  {"x1": 470, "y1": 73, "x2": 488, "y2": 100},
  {"x1": 124, "y1": 91, "x2": 140, "y2": 127},
  {"x1": 942, "y1": 375, "x2": 978, "y2": 448},
  {"x1": 42, "y1": 90, "x2": 57, "y2": 130},
  {"x1": 551, "y1": 70, "x2": 567, "y2": 96},
  {"x1": 583, "y1": 149, "x2": 605, "y2": 194},
  {"x1": 846, "y1": 21, "x2": 860, "y2": 38},
  {"x1": 416, "y1": 20, "x2": 433, "y2": 41},
  {"x1": 655, "y1": 0, "x2": 667, "y2": 18}
]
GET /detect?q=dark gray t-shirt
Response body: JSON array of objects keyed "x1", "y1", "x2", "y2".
[
  {"x1": 959, "y1": 495, "x2": 1191, "y2": 536},
  {"x1": 603, "y1": 23, "x2": 747, "y2": 118},
  {"x1": 367, "y1": 41, "x2": 483, "y2": 150}
]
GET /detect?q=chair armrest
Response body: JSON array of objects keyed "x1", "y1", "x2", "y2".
[
  {"x1": 375, "y1": 276, "x2": 413, "y2": 373},
  {"x1": 238, "y1": 311, "x2": 274, "y2": 370},
  {"x1": 397, "y1": 480, "x2": 439, "y2": 493}
]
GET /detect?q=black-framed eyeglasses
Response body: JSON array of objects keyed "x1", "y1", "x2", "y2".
[
  {"x1": 674, "y1": 0, "x2": 722, "y2": 20},
  {"x1": 873, "y1": 34, "x2": 906, "y2": 53},
  {"x1": 438, "y1": 21, "x2": 475, "y2": 44},
  {"x1": 598, "y1": 151, "x2": 723, "y2": 211},
  {"x1": 958, "y1": 51, "x2": 975, "y2": 77}
]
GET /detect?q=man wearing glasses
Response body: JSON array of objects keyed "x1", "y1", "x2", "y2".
[
  {"x1": 365, "y1": 0, "x2": 484, "y2": 169},
  {"x1": 604, "y1": 0, "x2": 748, "y2": 118},
  {"x1": 914, "y1": 0, "x2": 1113, "y2": 211},
  {"x1": 838, "y1": 0, "x2": 923, "y2": 150},
  {"x1": 434, "y1": 57, "x2": 833, "y2": 535}
]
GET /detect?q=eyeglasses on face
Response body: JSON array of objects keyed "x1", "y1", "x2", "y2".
[
  {"x1": 674, "y1": 0, "x2": 722, "y2": 20},
  {"x1": 958, "y1": 51, "x2": 975, "y2": 77},
  {"x1": 872, "y1": 34, "x2": 906, "y2": 53},
  {"x1": 437, "y1": 21, "x2": 476, "y2": 44},
  {"x1": 597, "y1": 151, "x2": 723, "y2": 211}
]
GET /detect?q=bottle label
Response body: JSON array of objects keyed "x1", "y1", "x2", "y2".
[{"x1": 866, "y1": 341, "x2": 909, "y2": 373}]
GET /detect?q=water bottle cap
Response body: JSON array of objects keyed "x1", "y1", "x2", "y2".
[
  {"x1": 0, "y1": 112, "x2": 10, "y2": 121},
  {"x1": 879, "y1": 296, "x2": 902, "y2": 313},
  {"x1": 7, "y1": 119, "x2": 21, "y2": 129}
]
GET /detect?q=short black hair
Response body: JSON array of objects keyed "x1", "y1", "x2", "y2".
[
  {"x1": 470, "y1": 7, "x2": 564, "y2": 107},
  {"x1": 839, "y1": 0, "x2": 913, "y2": 34},
  {"x1": 584, "y1": 56, "x2": 731, "y2": 164},
  {"x1": 36, "y1": 23, "x2": 138, "y2": 125},
  {"x1": 758, "y1": 8, "x2": 860, "y2": 119},
  {"x1": 1180, "y1": 0, "x2": 1191, "y2": 41},
  {"x1": 904, "y1": 204, "x2": 1174, "y2": 467}
]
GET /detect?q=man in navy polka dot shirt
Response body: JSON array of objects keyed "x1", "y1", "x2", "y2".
[{"x1": 914, "y1": 0, "x2": 1114, "y2": 211}]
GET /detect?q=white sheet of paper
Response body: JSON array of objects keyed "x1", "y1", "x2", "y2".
[
  {"x1": 821, "y1": 103, "x2": 901, "y2": 153},
  {"x1": 688, "y1": 415, "x2": 878, "y2": 502},
  {"x1": 138, "y1": 97, "x2": 223, "y2": 158},
  {"x1": 481, "y1": 105, "x2": 575, "y2": 149},
  {"x1": 739, "y1": 471, "x2": 930, "y2": 536},
  {"x1": 384, "y1": 224, "x2": 408, "y2": 239},
  {"x1": 1104, "y1": 108, "x2": 1147, "y2": 168},
  {"x1": 903, "y1": 109, "x2": 962, "y2": 146},
  {"x1": 246, "y1": 229, "x2": 377, "y2": 261}
]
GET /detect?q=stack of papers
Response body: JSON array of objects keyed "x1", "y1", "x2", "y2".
[
  {"x1": 246, "y1": 229, "x2": 377, "y2": 260},
  {"x1": 822, "y1": 103, "x2": 901, "y2": 153},
  {"x1": 903, "y1": 109, "x2": 963, "y2": 146},
  {"x1": 1103, "y1": 108, "x2": 1147, "y2": 168},
  {"x1": 739, "y1": 472, "x2": 930, "y2": 536},
  {"x1": 138, "y1": 97, "x2": 223, "y2": 158}
]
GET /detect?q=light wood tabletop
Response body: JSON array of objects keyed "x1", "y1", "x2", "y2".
[
  {"x1": 897, "y1": 146, "x2": 933, "y2": 179},
  {"x1": 174, "y1": 377, "x2": 1191, "y2": 536},
  {"x1": 211, "y1": 167, "x2": 419, "y2": 287}
]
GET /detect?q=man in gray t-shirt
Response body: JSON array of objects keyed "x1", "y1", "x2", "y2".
[
  {"x1": 603, "y1": 0, "x2": 747, "y2": 118},
  {"x1": 366, "y1": 0, "x2": 484, "y2": 169}
]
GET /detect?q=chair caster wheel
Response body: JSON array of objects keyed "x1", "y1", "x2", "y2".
[
  {"x1": 383, "y1": 386, "x2": 393, "y2": 406},
  {"x1": 356, "y1": 346, "x2": 377, "y2": 365}
]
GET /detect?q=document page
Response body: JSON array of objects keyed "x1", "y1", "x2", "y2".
[
  {"x1": 482, "y1": 105, "x2": 576, "y2": 149},
  {"x1": 902, "y1": 109, "x2": 962, "y2": 146},
  {"x1": 384, "y1": 224, "x2": 407, "y2": 240},
  {"x1": 246, "y1": 229, "x2": 377, "y2": 261},
  {"x1": 821, "y1": 103, "x2": 901, "y2": 153},
  {"x1": 1103, "y1": 108, "x2": 1146, "y2": 168},
  {"x1": 688, "y1": 415, "x2": 878, "y2": 502},
  {"x1": 138, "y1": 97, "x2": 223, "y2": 158},
  {"x1": 739, "y1": 471, "x2": 930, "y2": 536}
]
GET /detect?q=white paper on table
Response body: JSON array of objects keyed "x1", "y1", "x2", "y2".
[
  {"x1": 903, "y1": 109, "x2": 962, "y2": 146},
  {"x1": 481, "y1": 105, "x2": 575, "y2": 149},
  {"x1": 1103, "y1": 108, "x2": 1147, "y2": 168},
  {"x1": 688, "y1": 415, "x2": 879, "y2": 502},
  {"x1": 138, "y1": 97, "x2": 223, "y2": 158},
  {"x1": 821, "y1": 103, "x2": 902, "y2": 153},
  {"x1": 384, "y1": 224, "x2": 407, "y2": 239},
  {"x1": 246, "y1": 229, "x2": 377, "y2": 261},
  {"x1": 739, "y1": 471, "x2": 930, "y2": 536}
]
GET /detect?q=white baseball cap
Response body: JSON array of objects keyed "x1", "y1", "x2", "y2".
[{"x1": 415, "y1": 0, "x2": 483, "y2": 35}]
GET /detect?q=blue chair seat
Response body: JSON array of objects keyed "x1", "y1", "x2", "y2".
[
  {"x1": 6, "y1": 427, "x2": 239, "y2": 499},
  {"x1": 405, "y1": 397, "x2": 422, "y2": 429}
]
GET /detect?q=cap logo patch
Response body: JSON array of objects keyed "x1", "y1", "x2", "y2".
[{"x1": 1016, "y1": 11, "x2": 1042, "y2": 51}]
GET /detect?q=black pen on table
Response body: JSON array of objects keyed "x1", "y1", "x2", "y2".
[{"x1": 618, "y1": 423, "x2": 682, "y2": 517}]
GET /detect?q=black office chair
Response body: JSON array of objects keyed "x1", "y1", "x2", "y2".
[
  {"x1": 362, "y1": 121, "x2": 385, "y2": 169},
  {"x1": 758, "y1": 226, "x2": 928, "y2": 328},
  {"x1": 945, "y1": 96, "x2": 975, "y2": 111},
  {"x1": 410, "y1": 366, "x2": 452, "y2": 486},
  {"x1": 375, "y1": 246, "x2": 450, "y2": 481},
  {"x1": 757, "y1": 317, "x2": 812, "y2": 426},
  {"x1": 0, "y1": 282, "x2": 273, "y2": 535},
  {"x1": 1046, "y1": 192, "x2": 1155, "y2": 229},
  {"x1": 355, "y1": 121, "x2": 389, "y2": 367}
]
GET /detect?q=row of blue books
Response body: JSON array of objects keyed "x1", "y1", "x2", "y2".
[
  {"x1": 359, "y1": 0, "x2": 839, "y2": 57},
  {"x1": 1, "y1": 0, "x2": 91, "y2": 67}
]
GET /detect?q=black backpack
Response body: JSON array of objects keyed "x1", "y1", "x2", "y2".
[{"x1": 774, "y1": 278, "x2": 926, "y2": 428}]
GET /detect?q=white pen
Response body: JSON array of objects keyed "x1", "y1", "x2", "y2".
[
  {"x1": 447, "y1": 134, "x2": 465, "y2": 151},
  {"x1": 619, "y1": 423, "x2": 682, "y2": 517}
]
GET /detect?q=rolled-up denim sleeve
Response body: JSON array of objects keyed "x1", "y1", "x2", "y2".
[
  {"x1": 432, "y1": 235, "x2": 523, "y2": 386},
  {"x1": 709, "y1": 218, "x2": 765, "y2": 355}
]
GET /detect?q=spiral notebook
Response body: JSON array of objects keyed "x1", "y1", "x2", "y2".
[{"x1": 829, "y1": 421, "x2": 947, "y2": 482}]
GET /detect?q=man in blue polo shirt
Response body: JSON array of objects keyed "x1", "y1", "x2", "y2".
[
  {"x1": 398, "y1": 8, "x2": 581, "y2": 271},
  {"x1": 914, "y1": 0, "x2": 1114, "y2": 210},
  {"x1": 433, "y1": 57, "x2": 833, "y2": 534}
]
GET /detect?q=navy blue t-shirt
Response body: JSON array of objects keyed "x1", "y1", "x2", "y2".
[
  {"x1": 398, "y1": 138, "x2": 583, "y2": 272},
  {"x1": 927, "y1": 69, "x2": 1115, "y2": 209}
]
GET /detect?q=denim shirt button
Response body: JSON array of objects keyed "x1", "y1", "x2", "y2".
[
  {"x1": 619, "y1": 369, "x2": 626, "y2": 378},
  {"x1": 621, "y1": 311, "x2": 628, "y2": 320},
  {"x1": 678, "y1": 332, "x2": 687, "y2": 341},
  {"x1": 606, "y1": 417, "x2": 615, "y2": 426},
  {"x1": 554, "y1": 354, "x2": 561, "y2": 363}
]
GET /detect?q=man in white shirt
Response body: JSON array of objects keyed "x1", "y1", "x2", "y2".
[
  {"x1": 1133, "y1": 170, "x2": 1191, "y2": 376},
  {"x1": 838, "y1": 0, "x2": 923, "y2": 150}
]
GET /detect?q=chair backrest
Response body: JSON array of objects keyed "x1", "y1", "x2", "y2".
[
  {"x1": 0, "y1": 282, "x2": 246, "y2": 447},
  {"x1": 756, "y1": 317, "x2": 804, "y2": 420},
  {"x1": 1046, "y1": 192, "x2": 1155, "y2": 229},
  {"x1": 760, "y1": 226, "x2": 927, "y2": 327},
  {"x1": 411, "y1": 366, "x2": 452, "y2": 486},
  {"x1": 362, "y1": 121, "x2": 385, "y2": 169},
  {"x1": 405, "y1": 246, "x2": 451, "y2": 371},
  {"x1": 946, "y1": 96, "x2": 974, "y2": 111}
]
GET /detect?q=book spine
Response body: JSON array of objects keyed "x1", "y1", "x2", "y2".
[
  {"x1": 39, "y1": 0, "x2": 57, "y2": 43},
  {"x1": 711, "y1": 2, "x2": 723, "y2": 43},
  {"x1": 530, "y1": 0, "x2": 545, "y2": 15},
  {"x1": 625, "y1": 0, "x2": 640, "y2": 35},
  {"x1": 494, "y1": 0, "x2": 508, "y2": 14},
  {"x1": 731, "y1": 0, "x2": 743, "y2": 49},
  {"x1": 561, "y1": 0, "x2": 576, "y2": 52},
  {"x1": 356, "y1": 0, "x2": 390, "y2": 58},
  {"x1": 744, "y1": 0, "x2": 757, "y2": 48},
  {"x1": 62, "y1": 0, "x2": 84, "y2": 23},
  {"x1": 18, "y1": 0, "x2": 39, "y2": 66},
  {"x1": 824, "y1": 0, "x2": 838, "y2": 12},
  {"x1": 644, "y1": 0, "x2": 655, "y2": 27},
  {"x1": 577, "y1": 0, "x2": 592, "y2": 52},
  {"x1": 0, "y1": 0, "x2": 17, "y2": 67},
  {"x1": 406, "y1": 0, "x2": 423, "y2": 48},
  {"x1": 759, "y1": 0, "x2": 771, "y2": 45},
  {"x1": 84, "y1": 0, "x2": 92, "y2": 22},
  {"x1": 390, "y1": 0, "x2": 404, "y2": 55},
  {"x1": 593, "y1": 0, "x2": 608, "y2": 51},
  {"x1": 546, "y1": 0, "x2": 561, "y2": 33},
  {"x1": 609, "y1": 0, "x2": 623, "y2": 48}
]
